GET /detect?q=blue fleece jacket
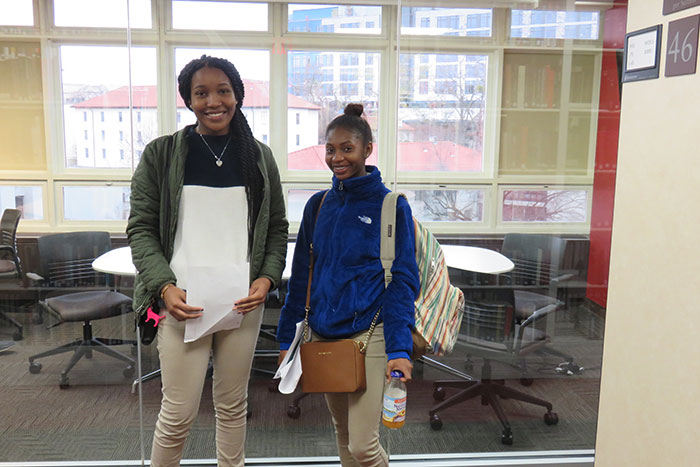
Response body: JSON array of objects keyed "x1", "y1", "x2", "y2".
[{"x1": 277, "y1": 166, "x2": 420, "y2": 361}]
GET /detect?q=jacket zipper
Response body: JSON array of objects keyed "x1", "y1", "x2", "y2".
[
  {"x1": 338, "y1": 180, "x2": 345, "y2": 202},
  {"x1": 134, "y1": 295, "x2": 151, "y2": 315}
]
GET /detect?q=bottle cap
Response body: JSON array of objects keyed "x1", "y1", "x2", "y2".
[{"x1": 390, "y1": 370, "x2": 404, "y2": 378}]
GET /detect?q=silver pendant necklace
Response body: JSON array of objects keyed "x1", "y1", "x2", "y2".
[{"x1": 199, "y1": 133, "x2": 232, "y2": 167}]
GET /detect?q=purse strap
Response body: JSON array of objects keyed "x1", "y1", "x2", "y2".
[{"x1": 302, "y1": 190, "x2": 380, "y2": 354}]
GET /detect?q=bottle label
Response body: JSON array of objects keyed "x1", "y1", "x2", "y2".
[{"x1": 382, "y1": 394, "x2": 406, "y2": 424}]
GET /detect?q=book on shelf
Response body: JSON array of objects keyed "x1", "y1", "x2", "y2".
[
  {"x1": 502, "y1": 59, "x2": 560, "y2": 109},
  {"x1": 516, "y1": 65, "x2": 526, "y2": 108}
]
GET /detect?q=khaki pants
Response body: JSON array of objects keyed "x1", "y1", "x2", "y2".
[
  {"x1": 313, "y1": 324, "x2": 389, "y2": 467},
  {"x1": 150, "y1": 305, "x2": 263, "y2": 467}
]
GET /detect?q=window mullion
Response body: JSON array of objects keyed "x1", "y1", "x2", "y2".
[
  {"x1": 270, "y1": 2, "x2": 288, "y2": 177},
  {"x1": 379, "y1": 3, "x2": 399, "y2": 190}
]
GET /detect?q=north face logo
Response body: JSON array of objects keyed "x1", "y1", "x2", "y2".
[{"x1": 358, "y1": 215, "x2": 372, "y2": 224}]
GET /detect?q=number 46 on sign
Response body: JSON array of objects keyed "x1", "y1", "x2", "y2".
[{"x1": 665, "y1": 14, "x2": 700, "y2": 77}]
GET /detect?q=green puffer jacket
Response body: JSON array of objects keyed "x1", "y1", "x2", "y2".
[{"x1": 127, "y1": 126, "x2": 289, "y2": 316}]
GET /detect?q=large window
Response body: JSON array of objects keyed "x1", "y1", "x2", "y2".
[
  {"x1": 1, "y1": 4, "x2": 616, "y2": 462},
  {"x1": 401, "y1": 7, "x2": 492, "y2": 37},
  {"x1": 61, "y1": 45, "x2": 157, "y2": 169},
  {"x1": 1, "y1": 0, "x2": 34, "y2": 26},
  {"x1": 172, "y1": 1, "x2": 268, "y2": 31},
  {"x1": 287, "y1": 50, "x2": 380, "y2": 171},
  {"x1": 288, "y1": 4, "x2": 382, "y2": 34},
  {"x1": 398, "y1": 53, "x2": 488, "y2": 175},
  {"x1": 511, "y1": 10, "x2": 600, "y2": 40},
  {"x1": 54, "y1": 0, "x2": 152, "y2": 28}
]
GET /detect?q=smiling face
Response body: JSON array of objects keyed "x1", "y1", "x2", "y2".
[
  {"x1": 190, "y1": 66, "x2": 237, "y2": 136},
  {"x1": 325, "y1": 127, "x2": 372, "y2": 181}
]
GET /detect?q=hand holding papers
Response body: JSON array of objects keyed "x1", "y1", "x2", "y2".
[
  {"x1": 274, "y1": 321, "x2": 304, "y2": 394},
  {"x1": 184, "y1": 264, "x2": 249, "y2": 343}
]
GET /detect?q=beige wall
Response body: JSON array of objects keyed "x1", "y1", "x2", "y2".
[{"x1": 595, "y1": 2, "x2": 700, "y2": 466}]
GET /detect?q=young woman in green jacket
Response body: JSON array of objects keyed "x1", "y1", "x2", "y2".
[{"x1": 127, "y1": 55, "x2": 288, "y2": 467}]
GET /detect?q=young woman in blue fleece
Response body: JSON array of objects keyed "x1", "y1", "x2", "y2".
[{"x1": 277, "y1": 103, "x2": 420, "y2": 466}]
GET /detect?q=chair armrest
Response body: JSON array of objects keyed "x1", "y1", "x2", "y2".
[
  {"x1": 25, "y1": 272, "x2": 45, "y2": 283},
  {"x1": 551, "y1": 271, "x2": 576, "y2": 283},
  {"x1": 519, "y1": 302, "x2": 560, "y2": 328},
  {"x1": 0, "y1": 245, "x2": 17, "y2": 259}
]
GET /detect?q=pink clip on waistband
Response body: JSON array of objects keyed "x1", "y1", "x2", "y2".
[{"x1": 145, "y1": 307, "x2": 163, "y2": 327}]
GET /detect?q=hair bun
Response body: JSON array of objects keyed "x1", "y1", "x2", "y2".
[{"x1": 343, "y1": 103, "x2": 364, "y2": 118}]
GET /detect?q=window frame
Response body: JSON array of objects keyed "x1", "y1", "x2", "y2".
[{"x1": 0, "y1": 0, "x2": 607, "y2": 236}]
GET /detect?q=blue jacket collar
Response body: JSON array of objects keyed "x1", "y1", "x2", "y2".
[{"x1": 331, "y1": 165, "x2": 383, "y2": 199}]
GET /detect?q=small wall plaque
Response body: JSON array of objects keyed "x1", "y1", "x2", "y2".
[
  {"x1": 665, "y1": 14, "x2": 700, "y2": 76},
  {"x1": 622, "y1": 25, "x2": 663, "y2": 83},
  {"x1": 663, "y1": 0, "x2": 700, "y2": 15}
]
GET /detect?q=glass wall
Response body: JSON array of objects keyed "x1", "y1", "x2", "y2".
[{"x1": 0, "y1": 0, "x2": 623, "y2": 463}]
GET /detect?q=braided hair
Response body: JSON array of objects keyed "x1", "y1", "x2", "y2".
[
  {"x1": 326, "y1": 103, "x2": 373, "y2": 147},
  {"x1": 178, "y1": 55, "x2": 264, "y2": 254}
]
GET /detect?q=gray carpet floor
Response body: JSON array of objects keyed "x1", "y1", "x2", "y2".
[{"x1": 0, "y1": 304, "x2": 603, "y2": 463}]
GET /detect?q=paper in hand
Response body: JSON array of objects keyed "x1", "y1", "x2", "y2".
[
  {"x1": 184, "y1": 264, "x2": 249, "y2": 343},
  {"x1": 274, "y1": 320, "x2": 305, "y2": 394}
]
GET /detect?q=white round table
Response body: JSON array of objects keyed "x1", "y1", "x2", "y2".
[
  {"x1": 92, "y1": 246, "x2": 137, "y2": 276},
  {"x1": 441, "y1": 245, "x2": 514, "y2": 274},
  {"x1": 282, "y1": 243, "x2": 514, "y2": 277},
  {"x1": 282, "y1": 243, "x2": 296, "y2": 280}
]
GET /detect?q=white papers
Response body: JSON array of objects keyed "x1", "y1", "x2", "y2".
[
  {"x1": 274, "y1": 320, "x2": 305, "y2": 394},
  {"x1": 184, "y1": 264, "x2": 249, "y2": 343}
]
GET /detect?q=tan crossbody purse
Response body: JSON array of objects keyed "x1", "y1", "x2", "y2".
[{"x1": 299, "y1": 191, "x2": 380, "y2": 393}]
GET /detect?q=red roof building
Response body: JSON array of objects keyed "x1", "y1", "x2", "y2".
[
  {"x1": 73, "y1": 81, "x2": 321, "y2": 110},
  {"x1": 287, "y1": 141, "x2": 481, "y2": 172}
]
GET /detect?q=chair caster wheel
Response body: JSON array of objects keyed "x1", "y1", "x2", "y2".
[
  {"x1": 59, "y1": 376, "x2": 70, "y2": 389},
  {"x1": 123, "y1": 366, "x2": 135, "y2": 378},
  {"x1": 519, "y1": 377, "x2": 533, "y2": 386},
  {"x1": 429, "y1": 414, "x2": 443, "y2": 430},
  {"x1": 13, "y1": 331, "x2": 22, "y2": 341},
  {"x1": 287, "y1": 404, "x2": 301, "y2": 419},
  {"x1": 556, "y1": 362, "x2": 584, "y2": 375},
  {"x1": 29, "y1": 361, "x2": 42, "y2": 374},
  {"x1": 501, "y1": 429, "x2": 513, "y2": 445},
  {"x1": 433, "y1": 386, "x2": 446, "y2": 401},
  {"x1": 544, "y1": 411, "x2": 559, "y2": 425}
]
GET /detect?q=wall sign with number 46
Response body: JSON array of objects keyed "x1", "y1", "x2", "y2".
[{"x1": 665, "y1": 15, "x2": 700, "y2": 77}]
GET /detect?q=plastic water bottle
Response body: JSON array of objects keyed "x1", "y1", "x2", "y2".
[{"x1": 382, "y1": 370, "x2": 407, "y2": 429}]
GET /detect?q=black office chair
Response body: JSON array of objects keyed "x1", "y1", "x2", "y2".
[
  {"x1": 0, "y1": 208, "x2": 24, "y2": 341},
  {"x1": 27, "y1": 232, "x2": 136, "y2": 388},
  {"x1": 500, "y1": 233, "x2": 583, "y2": 376},
  {"x1": 429, "y1": 296, "x2": 559, "y2": 445}
]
